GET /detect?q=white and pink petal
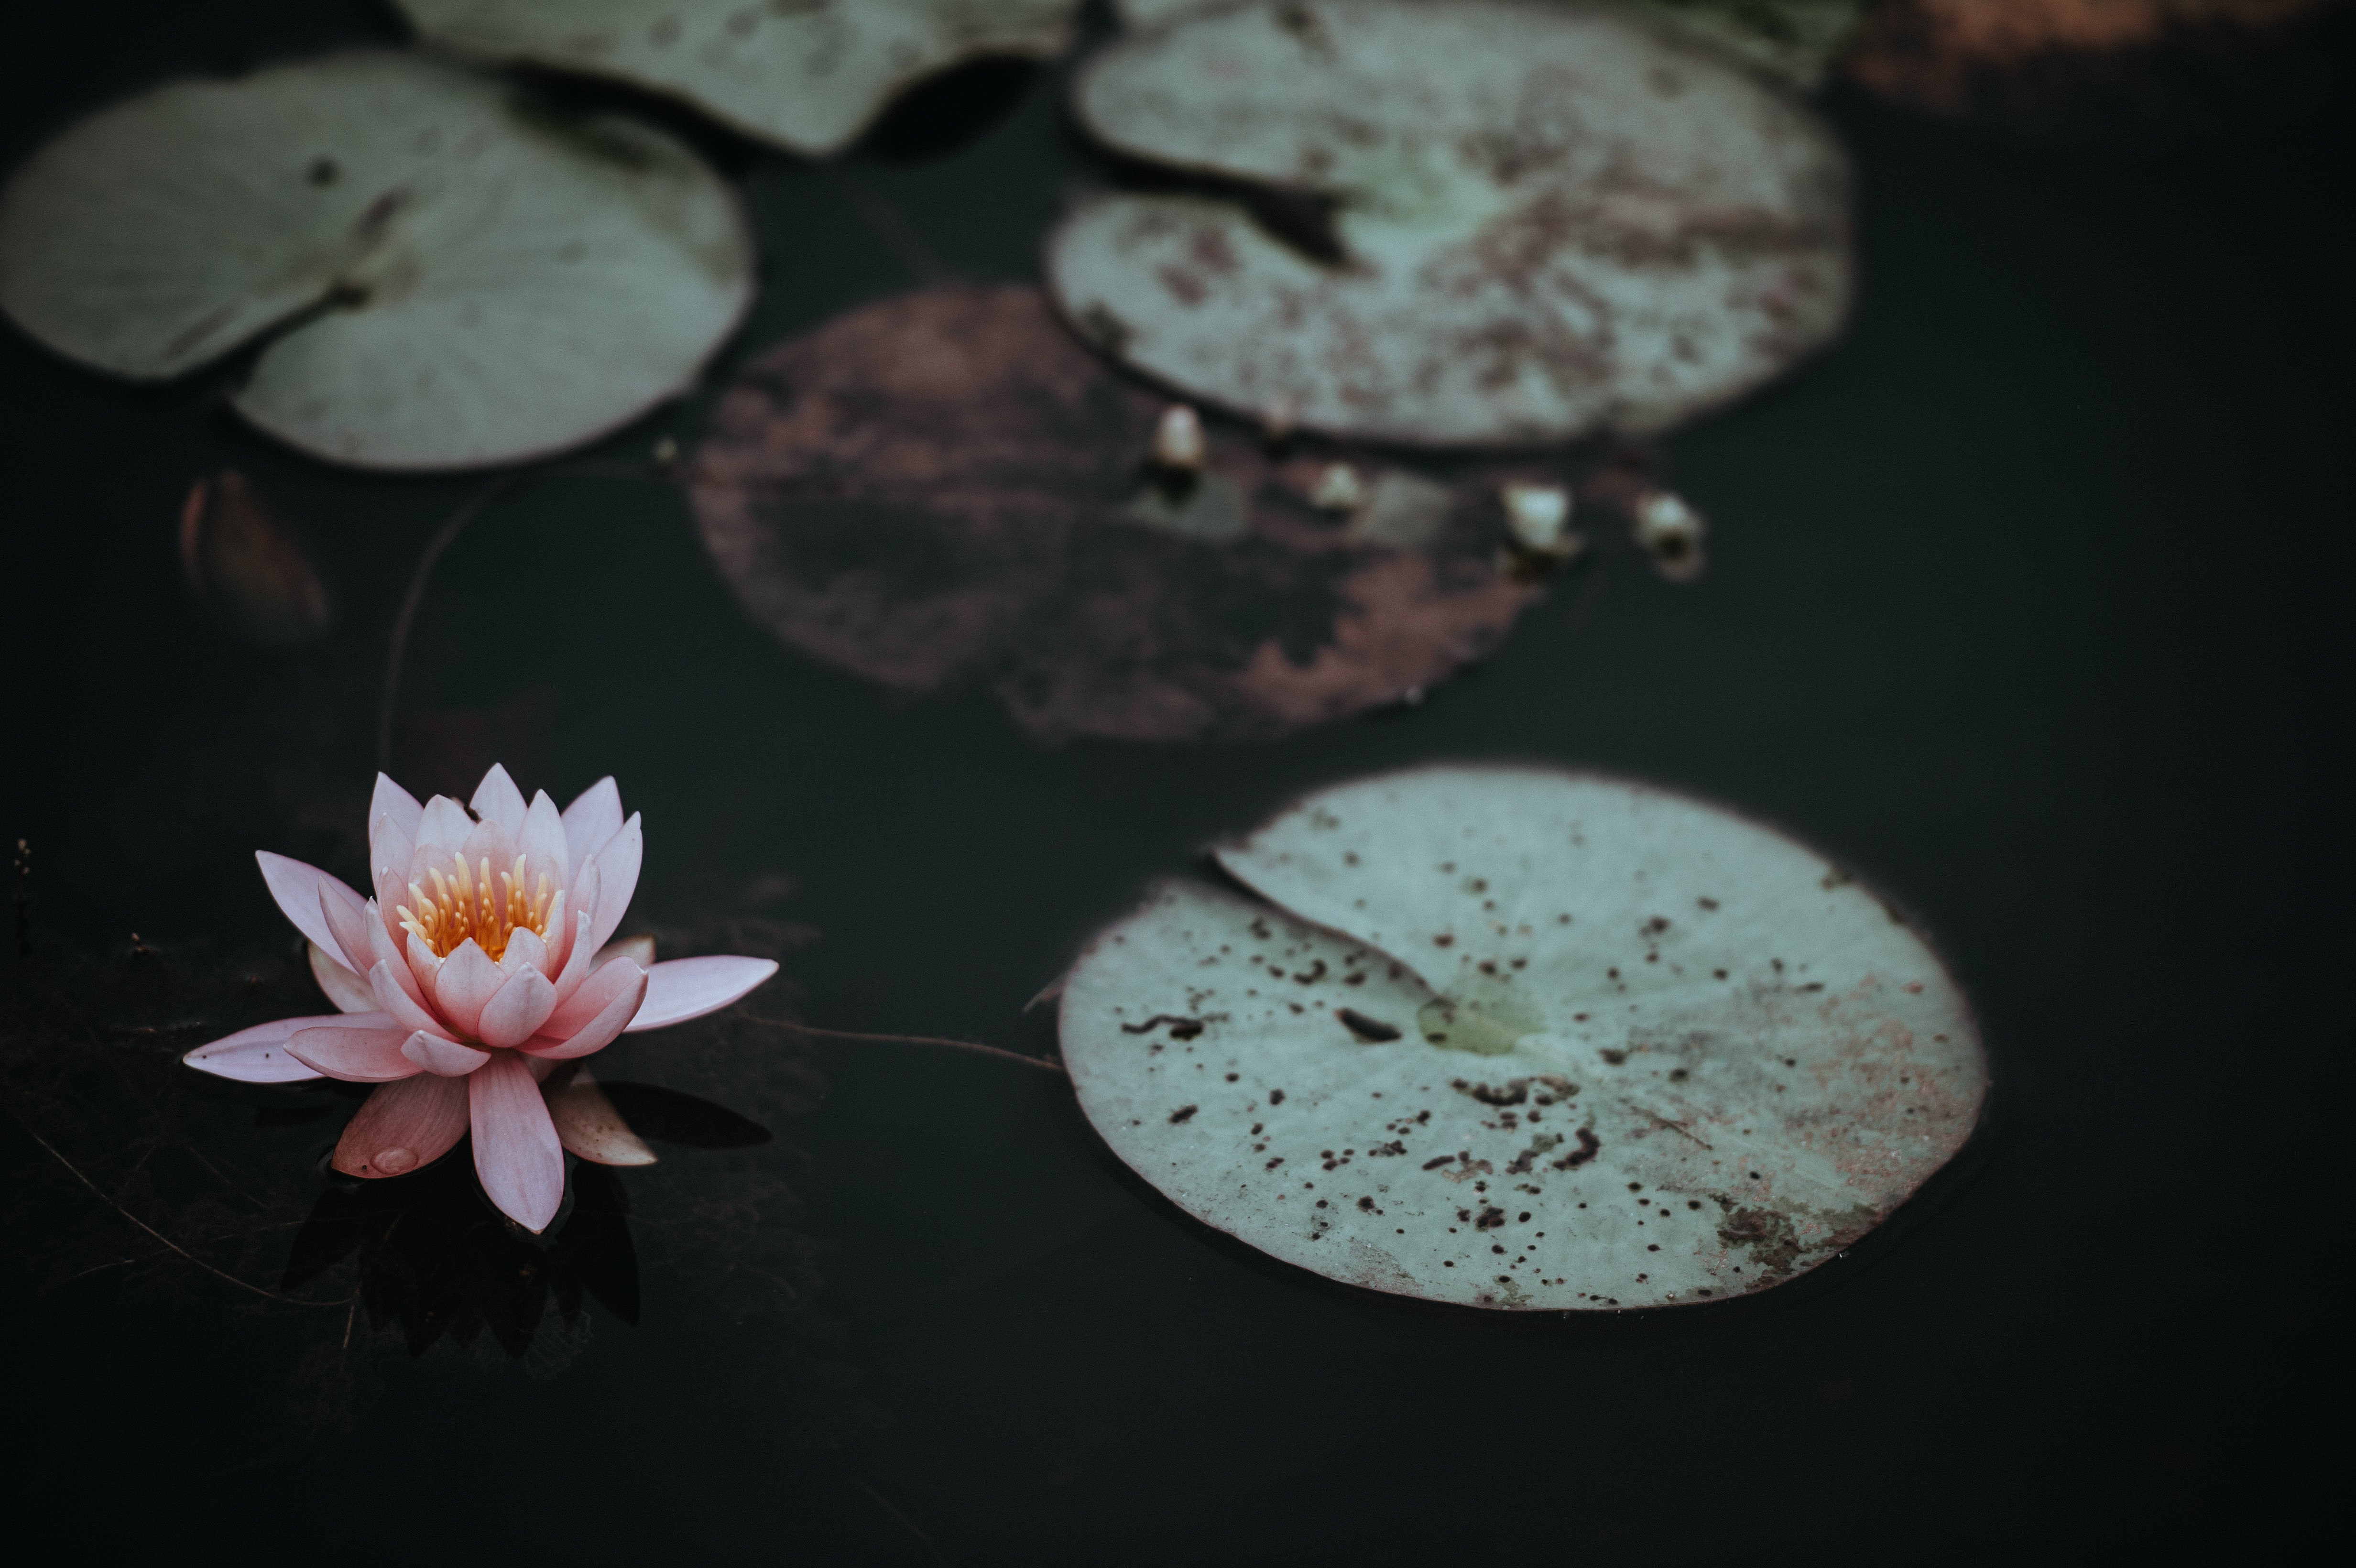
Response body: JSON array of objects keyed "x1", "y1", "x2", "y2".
[
  {"x1": 477, "y1": 967, "x2": 558, "y2": 1048},
  {"x1": 470, "y1": 1053, "x2": 567, "y2": 1232},
  {"x1": 401, "y1": 1032, "x2": 492, "y2": 1076},
  {"x1": 370, "y1": 958, "x2": 444, "y2": 1035},
  {"x1": 308, "y1": 942, "x2": 378, "y2": 1014},
  {"x1": 417, "y1": 795, "x2": 475, "y2": 850},
  {"x1": 431, "y1": 940, "x2": 504, "y2": 1039},
  {"x1": 626, "y1": 956, "x2": 778, "y2": 1033},
  {"x1": 541, "y1": 954, "x2": 644, "y2": 1042},
  {"x1": 561, "y1": 777, "x2": 623, "y2": 867},
  {"x1": 255, "y1": 852, "x2": 360, "y2": 963},
  {"x1": 369, "y1": 773, "x2": 425, "y2": 839},
  {"x1": 286, "y1": 1024, "x2": 424, "y2": 1083},
  {"x1": 501, "y1": 924, "x2": 549, "y2": 978},
  {"x1": 593, "y1": 934, "x2": 655, "y2": 971},
  {"x1": 527, "y1": 960, "x2": 650, "y2": 1055},
  {"x1": 470, "y1": 764, "x2": 528, "y2": 835},
  {"x1": 518, "y1": 790, "x2": 570, "y2": 895},
  {"x1": 318, "y1": 882, "x2": 377, "y2": 979},
  {"x1": 588, "y1": 814, "x2": 642, "y2": 954},
  {"x1": 334, "y1": 1073, "x2": 469, "y2": 1179},
  {"x1": 183, "y1": 1013, "x2": 372, "y2": 1083}
]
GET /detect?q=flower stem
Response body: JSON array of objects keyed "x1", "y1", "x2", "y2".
[
  {"x1": 13, "y1": 1117, "x2": 349, "y2": 1308},
  {"x1": 745, "y1": 1017, "x2": 1066, "y2": 1075},
  {"x1": 376, "y1": 476, "x2": 519, "y2": 771}
]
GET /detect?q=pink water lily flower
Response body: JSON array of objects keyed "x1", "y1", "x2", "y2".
[{"x1": 185, "y1": 765, "x2": 777, "y2": 1232}]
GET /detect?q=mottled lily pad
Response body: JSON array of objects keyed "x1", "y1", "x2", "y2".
[
  {"x1": 689, "y1": 285, "x2": 1545, "y2": 743},
  {"x1": 1052, "y1": 0, "x2": 1853, "y2": 447},
  {"x1": 1616, "y1": 0, "x2": 1864, "y2": 87},
  {"x1": 0, "y1": 51, "x2": 751, "y2": 469},
  {"x1": 395, "y1": 0, "x2": 1081, "y2": 156},
  {"x1": 1116, "y1": 0, "x2": 1865, "y2": 90},
  {"x1": 1059, "y1": 766, "x2": 1986, "y2": 1309}
]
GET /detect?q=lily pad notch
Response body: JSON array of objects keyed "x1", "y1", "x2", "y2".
[
  {"x1": 0, "y1": 51, "x2": 753, "y2": 470},
  {"x1": 1051, "y1": 0, "x2": 1854, "y2": 447},
  {"x1": 1058, "y1": 766, "x2": 1987, "y2": 1310}
]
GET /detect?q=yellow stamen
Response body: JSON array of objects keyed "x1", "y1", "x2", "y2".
[{"x1": 395, "y1": 849, "x2": 552, "y2": 962}]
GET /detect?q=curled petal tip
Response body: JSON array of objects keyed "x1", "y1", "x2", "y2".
[
  {"x1": 625, "y1": 956, "x2": 779, "y2": 1033},
  {"x1": 401, "y1": 1031, "x2": 492, "y2": 1077},
  {"x1": 183, "y1": 1014, "x2": 348, "y2": 1084}
]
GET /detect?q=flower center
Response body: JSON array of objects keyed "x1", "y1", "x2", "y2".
[{"x1": 397, "y1": 851, "x2": 554, "y2": 963}]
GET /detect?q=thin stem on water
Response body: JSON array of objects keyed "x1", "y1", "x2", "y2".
[
  {"x1": 16, "y1": 1118, "x2": 350, "y2": 1309},
  {"x1": 377, "y1": 476, "x2": 519, "y2": 771},
  {"x1": 745, "y1": 1017, "x2": 1067, "y2": 1075}
]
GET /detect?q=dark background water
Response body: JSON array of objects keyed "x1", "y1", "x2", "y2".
[{"x1": 2, "y1": 1, "x2": 2344, "y2": 1557}]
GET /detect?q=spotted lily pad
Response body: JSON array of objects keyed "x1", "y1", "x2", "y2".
[
  {"x1": 1059, "y1": 766, "x2": 1986, "y2": 1309},
  {"x1": 1051, "y1": 0, "x2": 1852, "y2": 446},
  {"x1": 0, "y1": 51, "x2": 751, "y2": 469},
  {"x1": 689, "y1": 285, "x2": 1546, "y2": 743},
  {"x1": 1116, "y1": 0, "x2": 1865, "y2": 90},
  {"x1": 394, "y1": 0, "x2": 1081, "y2": 156}
]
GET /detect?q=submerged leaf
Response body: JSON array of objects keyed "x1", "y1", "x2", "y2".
[
  {"x1": 595, "y1": 1081, "x2": 773, "y2": 1149},
  {"x1": 0, "y1": 51, "x2": 752, "y2": 469},
  {"x1": 178, "y1": 471, "x2": 333, "y2": 646},
  {"x1": 690, "y1": 285, "x2": 1547, "y2": 744},
  {"x1": 394, "y1": 0, "x2": 1081, "y2": 156},
  {"x1": 1053, "y1": 0, "x2": 1853, "y2": 447},
  {"x1": 1059, "y1": 767, "x2": 1986, "y2": 1310}
]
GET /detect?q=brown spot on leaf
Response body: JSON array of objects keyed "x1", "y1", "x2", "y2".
[{"x1": 1716, "y1": 1205, "x2": 1804, "y2": 1277}]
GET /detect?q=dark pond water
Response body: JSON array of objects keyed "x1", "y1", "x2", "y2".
[{"x1": 2, "y1": 2, "x2": 2342, "y2": 1557}]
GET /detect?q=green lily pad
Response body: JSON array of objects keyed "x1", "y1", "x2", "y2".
[
  {"x1": 1052, "y1": 0, "x2": 1853, "y2": 447},
  {"x1": 1059, "y1": 766, "x2": 1986, "y2": 1309},
  {"x1": 0, "y1": 51, "x2": 751, "y2": 470},
  {"x1": 394, "y1": 0, "x2": 1082, "y2": 156}
]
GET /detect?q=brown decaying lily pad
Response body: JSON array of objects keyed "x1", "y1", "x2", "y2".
[
  {"x1": 689, "y1": 284, "x2": 1547, "y2": 743},
  {"x1": 1844, "y1": 0, "x2": 2348, "y2": 135}
]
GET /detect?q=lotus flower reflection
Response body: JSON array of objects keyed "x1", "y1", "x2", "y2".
[{"x1": 185, "y1": 766, "x2": 776, "y2": 1231}]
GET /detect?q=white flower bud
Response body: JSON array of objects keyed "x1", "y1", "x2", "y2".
[
  {"x1": 1634, "y1": 489, "x2": 1705, "y2": 579},
  {"x1": 1502, "y1": 482, "x2": 1573, "y2": 553},
  {"x1": 1311, "y1": 463, "x2": 1368, "y2": 512},
  {"x1": 1151, "y1": 403, "x2": 1206, "y2": 469}
]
